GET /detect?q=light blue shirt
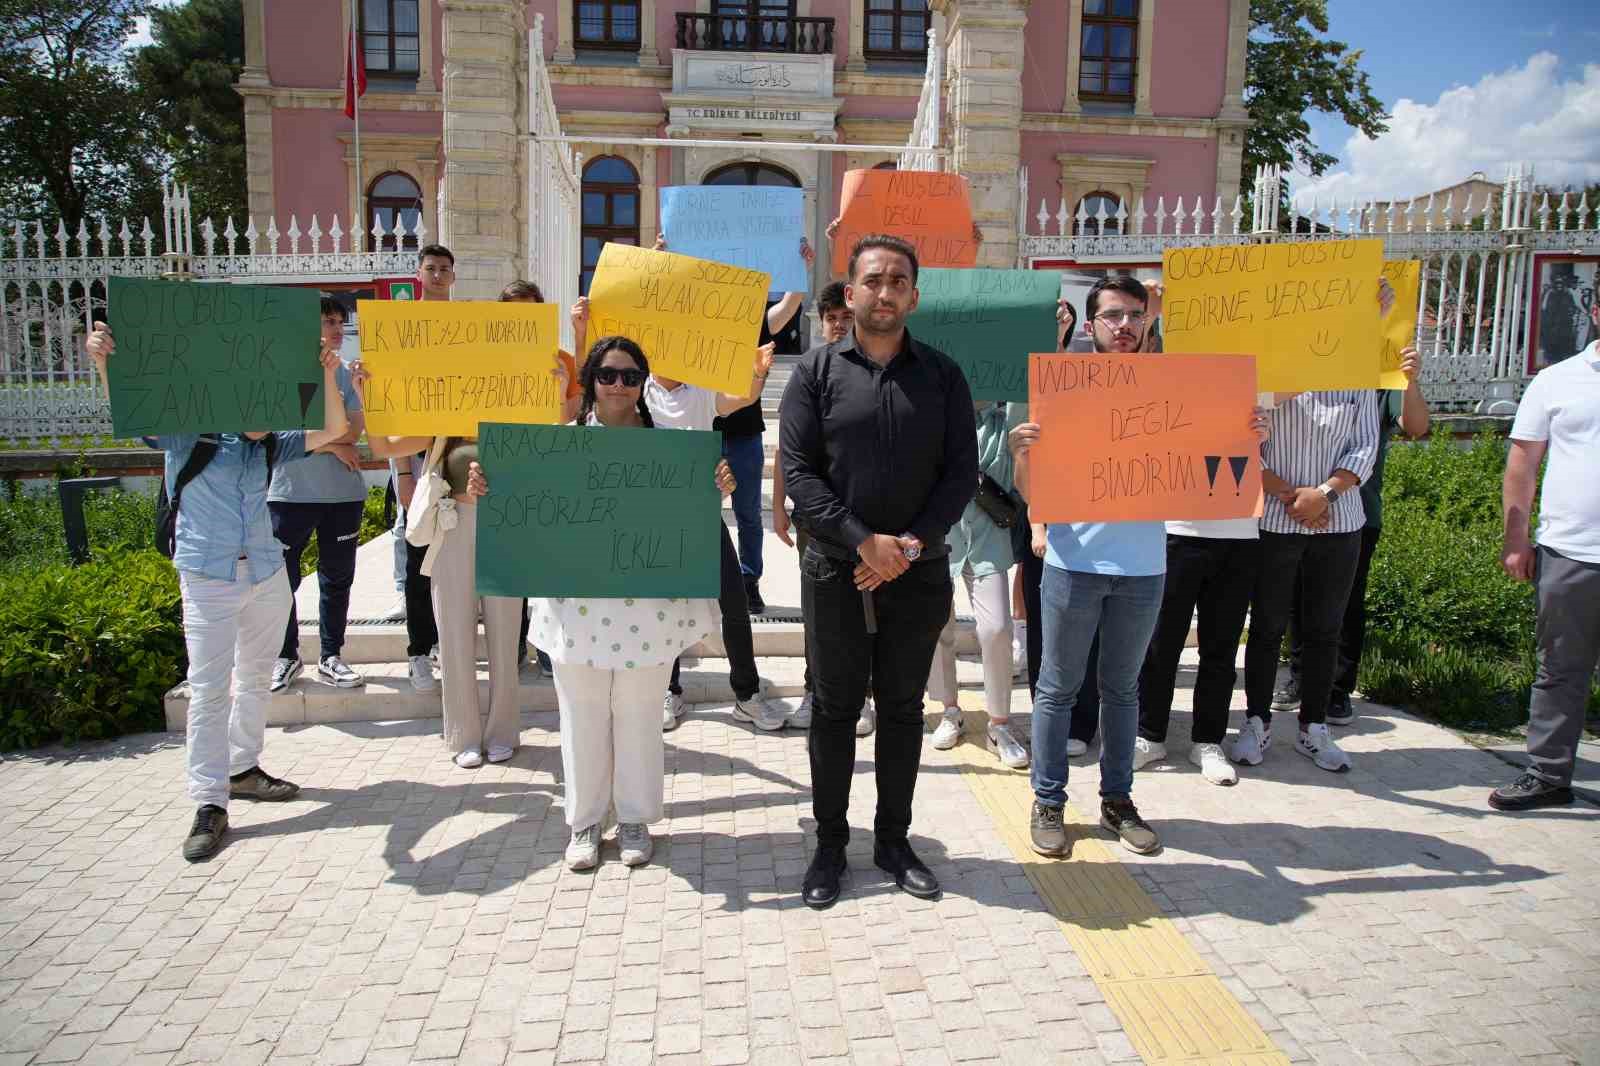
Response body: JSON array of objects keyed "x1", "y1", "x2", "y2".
[
  {"x1": 149, "y1": 432, "x2": 308, "y2": 584},
  {"x1": 1045, "y1": 521, "x2": 1167, "y2": 577},
  {"x1": 268, "y1": 363, "x2": 365, "y2": 503}
]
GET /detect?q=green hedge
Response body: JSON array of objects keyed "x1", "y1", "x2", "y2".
[
  {"x1": 0, "y1": 549, "x2": 182, "y2": 748},
  {"x1": 0, "y1": 485, "x2": 159, "y2": 576},
  {"x1": 1361, "y1": 431, "x2": 1598, "y2": 732}
]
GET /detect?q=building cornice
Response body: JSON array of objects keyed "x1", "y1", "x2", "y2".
[
  {"x1": 235, "y1": 84, "x2": 443, "y2": 112},
  {"x1": 1022, "y1": 111, "x2": 1251, "y2": 139}
]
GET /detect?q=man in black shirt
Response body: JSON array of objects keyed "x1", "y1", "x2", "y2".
[{"x1": 780, "y1": 234, "x2": 979, "y2": 909}]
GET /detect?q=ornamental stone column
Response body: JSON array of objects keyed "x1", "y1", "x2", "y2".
[
  {"x1": 930, "y1": 0, "x2": 1028, "y2": 268},
  {"x1": 440, "y1": 0, "x2": 526, "y2": 298}
]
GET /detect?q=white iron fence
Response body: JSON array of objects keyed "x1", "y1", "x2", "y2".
[
  {"x1": 1018, "y1": 164, "x2": 1600, "y2": 412},
  {"x1": 0, "y1": 184, "x2": 421, "y2": 446},
  {"x1": 526, "y1": 13, "x2": 581, "y2": 353}
]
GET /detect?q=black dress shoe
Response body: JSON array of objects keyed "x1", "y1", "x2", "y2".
[
  {"x1": 802, "y1": 844, "x2": 848, "y2": 909},
  {"x1": 874, "y1": 839, "x2": 941, "y2": 900}
]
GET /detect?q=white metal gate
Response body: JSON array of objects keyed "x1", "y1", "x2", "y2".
[{"x1": 1019, "y1": 165, "x2": 1600, "y2": 412}]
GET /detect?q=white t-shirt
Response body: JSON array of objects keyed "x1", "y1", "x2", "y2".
[
  {"x1": 644, "y1": 377, "x2": 718, "y2": 432},
  {"x1": 1511, "y1": 342, "x2": 1600, "y2": 564},
  {"x1": 1165, "y1": 394, "x2": 1272, "y2": 541}
]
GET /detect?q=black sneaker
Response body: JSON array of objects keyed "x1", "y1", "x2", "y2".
[
  {"x1": 1489, "y1": 772, "x2": 1574, "y2": 811},
  {"x1": 744, "y1": 577, "x2": 765, "y2": 615},
  {"x1": 1326, "y1": 691, "x2": 1355, "y2": 726},
  {"x1": 229, "y1": 766, "x2": 299, "y2": 802},
  {"x1": 182, "y1": 805, "x2": 228, "y2": 862},
  {"x1": 1271, "y1": 673, "x2": 1301, "y2": 711},
  {"x1": 1099, "y1": 797, "x2": 1160, "y2": 854},
  {"x1": 1029, "y1": 801, "x2": 1070, "y2": 858}
]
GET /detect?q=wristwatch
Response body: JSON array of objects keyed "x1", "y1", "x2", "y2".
[
  {"x1": 899, "y1": 534, "x2": 922, "y2": 562},
  {"x1": 1317, "y1": 483, "x2": 1340, "y2": 503}
]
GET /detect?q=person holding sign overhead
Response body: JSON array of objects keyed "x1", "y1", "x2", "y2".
[
  {"x1": 85, "y1": 313, "x2": 354, "y2": 862},
  {"x1": 466, "y1": 336, "x2": 731, "y2": 871},
  {"x1": 781, "y1": 234, "x2": 979, "y2": 909}
]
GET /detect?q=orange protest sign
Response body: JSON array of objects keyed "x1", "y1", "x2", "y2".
[
  {"x1": 1027, "y1": 353, "x2": 1263, "y2": 523},
  {"x1": 829, "y1": 169, "x2": 979, "y2": 277}
]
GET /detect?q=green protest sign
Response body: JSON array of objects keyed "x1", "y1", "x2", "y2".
[
  {"x1": 106, "y1": 277, "x2": 324, "y2": 437},
  {"x1": 474, "y1": 422, "x2": 723, "y2": 599},
  {"x1": 906, "y1": 268, "x2": 1061, "y2": 401}
]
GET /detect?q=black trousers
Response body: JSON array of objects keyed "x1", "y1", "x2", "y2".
[
  {"x1": 1289, "y1": 525, "x2": 1382, "y2": 698},
  {"x1": 671, "y1": 523, "x2": 759, "y2": 701},
  {"x1": 1138, "y1": 535, "x2": 1259, "y2": 745},
  {"x1": 270, "y1": 500, "x2": 365, "y2": 662},
  {"x1": 1245, "y1": 531, "x2": 1363, "y2": 727},
  {"x1": 404, "y1": 539, "x2": 438, "y2": 658},
  {"x1": 804, "y1": 544, "x2": 950, "y2": 847},
  {"x1": 1021, "y1": 547, "x2": 1100, "y2": 743}
]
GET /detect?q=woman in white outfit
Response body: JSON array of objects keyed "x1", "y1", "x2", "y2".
[
  {"x1": 467, "y1": 335, "x2": 729, "y2": 870},
  {"x1": 927, "y1": 399, "x2": 1031, "y2": 768}
]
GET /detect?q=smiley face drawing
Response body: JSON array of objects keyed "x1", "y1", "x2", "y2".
[{"x1": 1309, "y1": 329, "x2": 1342, "y2": 358}]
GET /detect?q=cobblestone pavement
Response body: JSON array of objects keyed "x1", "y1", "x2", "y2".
[{"x1": 1, "y1": 684, "x2": 1596, "y2": 1066}]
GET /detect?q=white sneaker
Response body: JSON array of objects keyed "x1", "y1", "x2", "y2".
[
  {"x1": 270, "y1": 656, "x2": 302, "y2": 693},
  {"x1": 931, "y1": 707, "x2": 963, "y2": 749},
  {"x1": 1066, "y1": 738, "x2": 1089, "y2": 757},
  {"x1": 486, "y1": 745, "x2": 514, "y2": 764},
  {"x1": 987, "y1": 722, "x2": 1030, "y2": 769},
  {"x1": 317, "y1": 655, "x2": 364, "y2": 688},
  {"x1": 566, "y1": 825, "x2": 600, "y2": 871},
  {"x1": 618, "y1": 823, "x2": 654, "y2": 867},
  {"x1": 379, "y1": 594, "x2": 407, "y2": 621},
  {"x1": 1230, "y1": 716, "x2": 1271, "y2": 766},
  {"x1": 1132, "y1": 736, "x2": 1167, "y2": 770},
  {"x1": 1011, "y1": 621, "x2": 1028, "y2": 679},
  {"x1": 856, "y1": 697, "x2": 876, "y2": 737},
  {"x1": 788, "y1": 691, "x2": 813, "y2": 730},
  {"x1": 662, "y1": 692, "x2": 685, "y2": 732},
  {"x1": 1189, "y1": 742, "x2": 1238, "y2": 785},
  {"x1": 731, "y1": 695, "x2": 786, "y2": 732},
  {"x1": 408, "y1": 655, "x2": 437, "y2": 693},
  {"x1": 453, "y1": 750, "x2": 483, "y2": 769},
  {"x1": 1296, "y1": 723, "x2": 1351, "y2": 773}
]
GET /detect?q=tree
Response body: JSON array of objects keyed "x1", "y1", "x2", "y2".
[
  {"x1": 129, "y1": 0, "x2": 246, "y2": 228},
  {"x1": 1245, "y1": 0, "x2": 1388, "y2": 182},
  {"x1": 0, "y1": 0, "x2": 162, "y2": 234}
]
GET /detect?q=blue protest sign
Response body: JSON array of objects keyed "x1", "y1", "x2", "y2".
[{"x1": 659, "y1": 185, "x2": 809, "y2": 293}]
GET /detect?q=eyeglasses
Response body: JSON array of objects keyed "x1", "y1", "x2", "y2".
[
  {"x1": 1093, "y1": 310, "x2": 1148, "y2": 326},
  {"x1": 593, "y1": 367, "x2": 645, "y2": 388}
]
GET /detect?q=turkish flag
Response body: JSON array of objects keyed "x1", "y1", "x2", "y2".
[{"x1": 344, "y1": 28, "x2": 367, "y2": 119}]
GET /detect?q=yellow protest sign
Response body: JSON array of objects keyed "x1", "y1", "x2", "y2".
[
  {"x1": 586, "y1": 243, "x2": 768, "y2": 394},
  {"x1": 1162, "y1": 238, "x2": 1385, "y2": 391},
  {"x1": 356, "y1": 300, "x2": 562, "y2": 436},
  {"x1": 1380, "y1": 259, "x2": 1422, "y2": 390}
]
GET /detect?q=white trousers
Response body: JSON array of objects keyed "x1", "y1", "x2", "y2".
[
  {"x1": 552, "y1": 661, "x2": 672, "y2": 830},
  {"x1": 928, "y1": 565, "x2": 1013, "y2": 720},
  {"x1": 430, "y1": 503, "x2": 523, "y2": 754},
  {"x1": 179, "y1": 562, "x2": 292, "y2": 809}
]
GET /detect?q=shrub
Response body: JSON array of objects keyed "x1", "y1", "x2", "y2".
[
  {"x1": 0, "y1": 487, "x2": 158, "y2": 576},
  {"x1": 0, "y1": 549, "x2": 183, "y2": 749}
]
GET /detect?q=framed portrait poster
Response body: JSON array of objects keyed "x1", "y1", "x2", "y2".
[
  {"x1": 1029, "y1": 259, "x2": 1163, "y2": 352},
  {"x1": 1527, "y1": 254, "x2": 1599, "y2": 373}
]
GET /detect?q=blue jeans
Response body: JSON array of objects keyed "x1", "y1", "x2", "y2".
[
  {"x1": 1031, "y1": 565, "x2": 1165, "y2": 806},
  {"x1": 722, "y1": 433, "x2": 765, "y2": 581}
]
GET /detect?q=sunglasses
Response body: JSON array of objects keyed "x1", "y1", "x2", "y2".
[{"x1": 593, "y1": 367, "x2": 645, "y2": 388}]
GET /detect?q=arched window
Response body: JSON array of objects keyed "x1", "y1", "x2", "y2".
[
  {"x1": 581, "y1": 156, "x2": 640, "y2": 295},
  {"x1": 1074, "y1": 191, "x2": 1123, "y2": 236},
  {"x1": 703, "y1": 161, "x2": 802, "y2": 188},
  {"x1": 367, "y1": 171, "x2": 422, "y2": 250},
  {"x1": 873, "y1": 160, "x2": 898, "y2": 171}
]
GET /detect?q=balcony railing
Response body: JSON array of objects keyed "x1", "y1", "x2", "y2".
[{"x1": 675, "y1": 12, "x2": 834, "y2": 55}]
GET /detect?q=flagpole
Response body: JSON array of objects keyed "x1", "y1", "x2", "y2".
[{"x1": 351, "y1": 4, "x2": 363, "y2": 247}]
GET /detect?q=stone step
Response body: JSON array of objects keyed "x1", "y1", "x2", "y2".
[
  {"x1": 164, "y1": 653, "x2": 997, "y2": 731},
  {"x1": 302, "y1": 615, "x2": 983, "y2": 666}
]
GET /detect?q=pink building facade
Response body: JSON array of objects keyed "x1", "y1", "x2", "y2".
[{"x1": 240, "y1": 0, "x2": 1248, "y2": 295}]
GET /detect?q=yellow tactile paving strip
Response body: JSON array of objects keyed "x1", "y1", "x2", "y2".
[{"x1": 946, "y1": 711, "x2": 1289, "y2": 1065}]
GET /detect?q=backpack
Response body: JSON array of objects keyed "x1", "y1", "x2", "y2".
[{"x1": 155, "y1": 434, "x2": 279, "y2": 558}]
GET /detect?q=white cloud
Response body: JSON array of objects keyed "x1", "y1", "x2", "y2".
[
  {"x1": 1294, "y1": 53, "x2": 1600, "y2": 206},
  {"x1": 123, "y1": 16, "x2": 154, "y2": 50}
]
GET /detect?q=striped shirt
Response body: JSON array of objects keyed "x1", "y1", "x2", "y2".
[{"x1": 1260, "y1": 390, "x2": 1380, "y2": 535}]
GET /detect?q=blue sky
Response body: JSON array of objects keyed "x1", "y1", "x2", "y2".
[{"x1": 1296, "y1": 0, "x2": 1600, "y2": 202}]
